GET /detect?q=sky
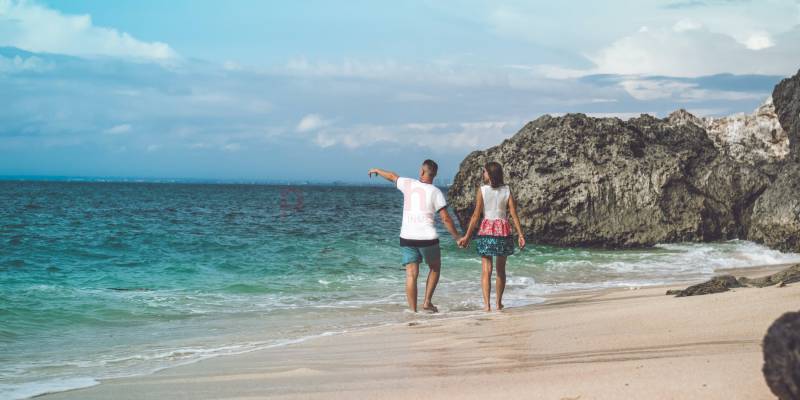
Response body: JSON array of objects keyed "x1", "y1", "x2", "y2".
[{"x1": 2, "y1": 0, "x2": 800, "y2": 183}]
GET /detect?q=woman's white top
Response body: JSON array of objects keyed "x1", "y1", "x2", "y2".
[{"x1": 481, "y1": 185, "x2": 509, "y2": 220}]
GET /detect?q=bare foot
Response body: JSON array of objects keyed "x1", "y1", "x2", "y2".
[
  {"x1": 483, "y1": 306, "x2": 491, "y2": 312},
  {"x1": 422, "y1": 303, "x2": 438, "y2": 313},
  {"x1": 497, "y1": 303, "x2": 504, "y2": 311}
]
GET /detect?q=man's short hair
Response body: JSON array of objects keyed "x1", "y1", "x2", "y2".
[{"x1": 422, "y1": 159, "x2": 438, "y2": 178}]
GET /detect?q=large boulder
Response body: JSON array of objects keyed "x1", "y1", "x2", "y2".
[
  {"x1": 763, "y1": 311, "x2": 800, "y2": 400},
  {"x1": 449, "y1": 68, "x2": 800, "y2": 250}
]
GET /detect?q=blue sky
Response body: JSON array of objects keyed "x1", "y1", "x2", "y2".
[{"x1": 2, "y1": 0, "x2": 799, "y2": 182}]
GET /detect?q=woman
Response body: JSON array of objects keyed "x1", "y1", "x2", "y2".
[{"x1": 458, "y1": 162, "x2": 525, "y2": 311}]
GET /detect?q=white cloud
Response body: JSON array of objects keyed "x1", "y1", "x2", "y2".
[
  {"x1": 278, "y1": 26, "x2": 795, "y2": 89},
  {"x1": 486, "y1": 0, "x2": 800, "y2": 78},
  {"x1": 0, "y1": 0, "x2": 177, "y2": 61},
  {"x1": 673, "y1": 19, "x2": 702, "y2": 32},
  {"x1": 222, "y1": 60, "x2": 242, "y2": 71},
  {"x1": 222, "y1": 143, "x2": 241, "y2": 151},
  {"x1": 183, "y1": 91, "x2": 271, "y2": 114},
  {"x1": 507, "y1": 64, "x2": 586, "y2": 80},
  {"x1": 285, "y1": 58, "x2": 409, "y2": 80},
  {"x1": 0, "y1": 54, "x2": 51, "y2": 73},
  {"x1": 620, "y1": 78, "x2": 765, "y2": 101},
  {"x1": 1, "y1": 12, "x2": 786, "y2": 172},
  {"x1": 587, "y1": 25, "x2": 800, "y2": 77},
  {"x1": 313, "y1": 132, "x2": 338, "y2": 148},
  {"x1": 311, "y1": 120, "x2": 520, "y2": 150},
  {"x1": 281, "y1": 57, "x2": 546, "y2": 89},
  {"x1": 296, "y1": 114, "x2": 330, "y2": 132},
  {"x1": 189, "y1": 142, "x2": 210, "y2": 149},
  {"x1": 744, "y1": 32, "x2": 774, "y2": 50},
  {"x1": 620, "y1": 79, "x2": 695, "y2": 101},
  {"x1": 103, "y1": 124, "x2": 131, "y2": 135}
]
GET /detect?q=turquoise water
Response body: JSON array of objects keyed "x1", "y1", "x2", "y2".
[{"x1": 2, "y1": 181, "x2": 799, "y2": 399}]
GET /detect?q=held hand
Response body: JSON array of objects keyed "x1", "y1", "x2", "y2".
[
  {"x1": 367, "y1": 168, "x2": 379, "y2": 178},
  {"x1": 518, "y1": 235, "x2": 526, "y2": 250},
  {"x1": 457, "y1": 236, "x2": 469, "y2": 248}
]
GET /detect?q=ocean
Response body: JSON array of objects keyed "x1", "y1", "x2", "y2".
[{"x1": 2, "y1": 181, "x2": 799, "y2": 399}]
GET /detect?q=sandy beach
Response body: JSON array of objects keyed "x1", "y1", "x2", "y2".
[{"x1": 39, "y1": 264, "x2": 799, "y2": 400}]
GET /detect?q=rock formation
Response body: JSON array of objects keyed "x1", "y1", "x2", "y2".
[
  {"x1": 665, "y1": 264, "x2": 800, "y2": 296},
  {"x1": 738, "y1": 263, "x2": 800, "y2": 288},
  {"x1": 749, "y1": 73, "x2": 800, "y2": 252},
  {"x1": 762, "y1": 311, "x2": 800, "y2": 400},
  {"x1": 699, "y1": 97, "x2": 788, "y2": 169},
  {"x1": 449, "y1": 68, "x2": 800, "y2": 251},
  {"x1": 665, "y1": 275, "x2": 741, "y2": 297}
]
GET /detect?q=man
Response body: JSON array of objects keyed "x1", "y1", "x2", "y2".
[{"x1": 368, "y1": 159, "x2": 463, "y2": 313}]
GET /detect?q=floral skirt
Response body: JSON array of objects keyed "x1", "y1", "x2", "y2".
[{"x1": 475, "y1": 235, "x2": 514, "y2": 257}]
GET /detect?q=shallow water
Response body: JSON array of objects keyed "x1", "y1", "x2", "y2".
[{"x1": 2, "y1": 181, "x2": 798, "y2": 399}]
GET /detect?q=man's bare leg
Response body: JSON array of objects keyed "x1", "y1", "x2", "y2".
[
  {"x1": 496, "y1": 256, "x2": 507, "y2": 310},
  {"x1": 422, "y1": 262, "x2": 440, "y2": 312},
  {"x1": 481, "y1": 256, "x2": 493, "y2": 311},
  {"x1": 405, "y1": 263, "x2": 420, "y2": 312}
]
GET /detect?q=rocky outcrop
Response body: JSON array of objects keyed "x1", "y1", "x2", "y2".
[
  {"x1": 738, "y1": 264, "x2": 800, "y2": 288},
  {"x1": 450, "y1": 111, "x2": 775, "y2": 247},
  {"x1": 665, "y1": 264, "x2": 800, "y2": 296},
  {"x1": 449, "y1": 68, "x2": 800, "y2": 250},
  {"x1": 748, "y1": 71, "x2": 800, "y2": 252},
  {"x1": 665, "y1": 275, "x2": 741, "y2": 297},
  {"x1": 763, "y1": 311, "x2": 800, "y2": 400}
]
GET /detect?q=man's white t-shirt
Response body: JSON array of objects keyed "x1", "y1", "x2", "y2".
[{"x1": 396, "y1": 177, "x2": 447, "y2": 240}]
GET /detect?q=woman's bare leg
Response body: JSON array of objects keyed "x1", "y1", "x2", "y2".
[
  {"x1": 405, "y1": 263, "x2": 419, "y2": 312},
  {"x1": 481, "y1": 256, "x2": 493, "y2": 311},
  {"x1": 496, "y1": 256, "x2": 507, "y2": 310}
]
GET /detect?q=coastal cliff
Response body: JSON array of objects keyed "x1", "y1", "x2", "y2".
[{"x1": 449, "y1": 69, "x2": 800, "y2": 250}]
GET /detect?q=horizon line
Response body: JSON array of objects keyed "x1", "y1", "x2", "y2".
[{"x1": 0, "y1": 175, "x2": 455, "y2": 186}]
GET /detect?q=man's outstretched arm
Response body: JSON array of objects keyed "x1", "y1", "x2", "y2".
[
  {"x1": 438, "y1": 208, "x2": 463, "y2": 243},
  {"x1": 368, "y1": 168, "x2": 399, "y2": 183}
]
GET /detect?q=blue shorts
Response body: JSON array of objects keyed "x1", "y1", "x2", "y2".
[{"x1": 401, "y1": 243, "x2": 441, "y2": 266}]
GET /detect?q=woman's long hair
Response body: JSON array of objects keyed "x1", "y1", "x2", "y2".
[{"x1": 484, "y1": 162, "x2": 505, "y2": 188}]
